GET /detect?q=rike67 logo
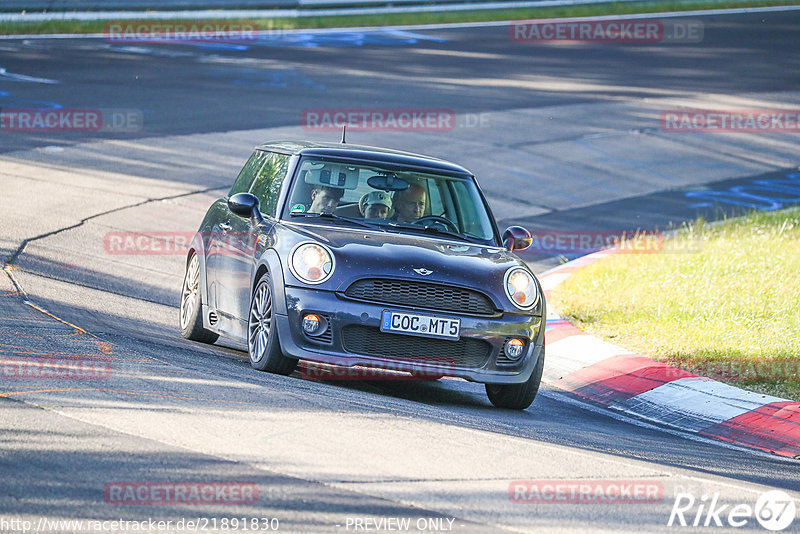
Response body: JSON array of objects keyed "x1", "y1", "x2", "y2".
[{"x1": 668, "y1": 490, "x2": 796, "y2": 531}]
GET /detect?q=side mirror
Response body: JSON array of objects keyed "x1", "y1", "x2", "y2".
[
  {"x1": 228, "y1": 193, "x2": 266, "y2": 225},
  {"x1": 503, "y1": 226, "x2": 532, "y2": 252}
]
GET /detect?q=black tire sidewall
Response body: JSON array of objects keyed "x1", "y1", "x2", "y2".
[
  {"x1": 249, "y1": 277, "x2": 278, "y2": 367},
  {"x1": 486, "y1": 349, "x2": 544, "y2": 409},
  {"x1": 180, "y1": 252, "x2": 215, "y2": 342},
  {"x1": 248, "y1": 274, "x2": 296, "y2": 375}
]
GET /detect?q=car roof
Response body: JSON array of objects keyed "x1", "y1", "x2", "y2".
[{"x1": 255, "y1": 140, "x2": 474, "y2": 177}]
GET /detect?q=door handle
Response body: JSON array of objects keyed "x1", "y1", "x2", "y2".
[{"x1": 219, "y1": 222, "x2": 231, "y2": 232}]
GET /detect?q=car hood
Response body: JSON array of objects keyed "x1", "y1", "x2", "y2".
[{"x1": 280, "y1": 223, "x2": 533, "y2": 308}]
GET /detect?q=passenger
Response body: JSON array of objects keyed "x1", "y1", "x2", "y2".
[
  {"x1": 360, "y1": 191, "x2": 392, "y2": 219},
  {"x1": 392, "y1": 184, "x2": 427, "y2": 223},
  {"x1": 308, "y1": 185, "x2": 344, "y2": 214}
]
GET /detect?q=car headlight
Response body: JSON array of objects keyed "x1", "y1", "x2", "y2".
[
  {"x1": 504, "y1": 267, "x2": 539, "y2": 310},
  {"x1": 290, "y1": 243, "x2": 335, "y2": 284}
]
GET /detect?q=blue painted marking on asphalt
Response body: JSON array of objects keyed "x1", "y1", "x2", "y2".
[
  {"x1": 686, "y1": 190, "x2": 781, "y2": 211},
  {"x1": 752, "y1": 177, "x2": 800, "y2": 194},
  {"x1": 382, "y1": 28, "x2": 449, "y2": 43},
  {"x1": 0, "y1": 90, "x2": 62, "y2": 109},
  {"x1": 189, "y1": 42, "x2": 250, "y2": 51},
  {"x1": 103, "y1": 30, "x2": 446, "y2": 62},
  {"x1": 685, "y1": 172, "x2": 800, "y2": 211},
  {"x1": 249, "y1": 29, "x2": 447, "y2": 48},
  {"x1": 545, "y1": 318, "x2": 571, "y2": 330},
  {"x1": 108, "y1": 40, "x2": 250, "y2": 51},
  {"x1": 231, "y1": 74, "x2": 325, "y2": 90}
]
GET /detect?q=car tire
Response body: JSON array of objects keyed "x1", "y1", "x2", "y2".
[
  {"x1": 180, "y1": 252, "x2": 219, "y2": 344},
  {"x1": 248, "y1": 272, "x2": 297, "y2": 375},
  {"x1": 485, "y1": 348, "x2": 544, "y2": 410}
]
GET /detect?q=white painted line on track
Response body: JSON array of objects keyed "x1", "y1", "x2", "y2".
[
  {"x1": 0, "y1": 67, "x2": 59, "y2": 83},
  {"x1": 624, "y1": 377, "x2": 787, "y2": 432},
  {"x1": 539, "y1": 388, "x2": 799, "y2": 465},
  {"x1": 538, "y1": 272, "x2": 571, "y2": 290},
  {"x1": 547, "y1": 335, "x2": 631, "y2": 368}
]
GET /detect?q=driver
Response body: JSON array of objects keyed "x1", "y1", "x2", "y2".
[{"x1": 392, "y1": 184, "x2": 427, "y2": 223}]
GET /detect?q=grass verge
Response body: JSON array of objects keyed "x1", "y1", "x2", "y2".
[
  {"x1": 550, "y1": 208, "x2": 800, "y2": 401},
  {"x1": 0, "y1": 0, "x2": 798, "y2": 35}
]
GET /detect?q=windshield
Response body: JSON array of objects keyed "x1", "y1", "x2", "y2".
[{"x1": 283, "y1": 157, "x2": 497, "y2": 244}]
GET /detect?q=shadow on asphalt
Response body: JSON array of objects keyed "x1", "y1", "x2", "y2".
[{"x1": 9, "y1": 288, "x2": 800, "y2": 498}]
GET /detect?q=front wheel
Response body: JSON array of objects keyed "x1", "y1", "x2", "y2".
[
  {"x1": 179, "y1": 252, "x2": 219, "y2": 344},
  {"x1": 248, "y1": 273, "x2": 297, "y2": 375},
  {"x1": 485, "y1": 349, "x2": 544, "y2": 410}
]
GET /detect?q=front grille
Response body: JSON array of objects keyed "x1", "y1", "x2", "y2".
[
  {"x1": 344, "y1": 279, "x2": 496, "y2": 316},
  {"x1": 341, "y1": 325, "x2": 491, "y2": 369}
]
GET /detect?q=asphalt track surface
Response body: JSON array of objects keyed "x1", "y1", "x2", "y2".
[{"x1": 1, "y1": 10, "x2": 800, "y2": 533}]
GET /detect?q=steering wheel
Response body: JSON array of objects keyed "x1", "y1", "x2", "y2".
[{"x1": 413, "y1": 215, "x2": 459, "y2": 233}]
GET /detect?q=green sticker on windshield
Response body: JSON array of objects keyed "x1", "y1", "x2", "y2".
[{"x1": 291, "y1": 204, "x2": 306, "y2": 213}]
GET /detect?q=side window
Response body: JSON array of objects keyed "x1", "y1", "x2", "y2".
[
  {"x1": 229, "y1": 150, "x2": 269, "y2": 197},
  {"x1": 427, "y1": 177, "x2": 444, "y2": 216},
  {"x1": 249, "y1": 153, "x2": 291, "y2": 218},
  {"x1": 450, "y1": 180, "x2": 493, "y2": 239}
]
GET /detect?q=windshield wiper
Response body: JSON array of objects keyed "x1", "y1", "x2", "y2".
[
  {"x1": 290, "y1": 212, "x2": 380, "y2": 230},
  {"x1": 385, "y1": 222, "x2": 483, "y2": 244}
]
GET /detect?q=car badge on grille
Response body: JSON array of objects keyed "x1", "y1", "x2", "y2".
[{"x1": 413, "y1": 268, "x2": 433, "y2": 276}]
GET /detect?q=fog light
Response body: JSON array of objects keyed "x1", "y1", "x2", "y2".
[
  {"x1": 505, "y1": 338, "x2": 525, "y2": 360},
  {"x1": 302, "y1": 314, "x2": 321, "y2": 334}
]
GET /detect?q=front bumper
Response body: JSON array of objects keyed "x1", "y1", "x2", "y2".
[{"x1": 275, "y1": 285, "x2": 544, "y2": 384}]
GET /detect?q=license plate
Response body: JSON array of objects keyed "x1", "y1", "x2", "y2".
[{"x1": 380, "y1": 310, "x2": 460, "y2": 340}]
